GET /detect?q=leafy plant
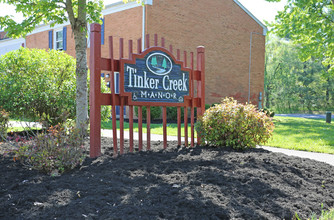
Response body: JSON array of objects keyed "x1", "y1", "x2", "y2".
[
  {"x1": 261, "y1": 108, "x2": 275, "y2": 117},
  {"x1": 135, "y1": 106, "x2": 162, "y2": 120},
  {"x1": 13, "y1": 122, "x2": 86, "y2": 175},
  {"x1": 0, "y1": 107, "x2": 9, "y2": 141},
  {"x1": 166, "y1": 107, "x2": 184, "y2": 121},
  {"x1": 196, "y1": 97, "x2": 274, "y2": 150},
  {"x1": 0, "y1": 48, "x2": 76, "y2": 125}
]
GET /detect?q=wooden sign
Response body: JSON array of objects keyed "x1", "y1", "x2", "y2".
[
  {"x1": 121, "y1": 48, "x2": 191, "y2": 105},
  {"x1": 89, "y1": 23, "x2": 205, "y2": 158}
]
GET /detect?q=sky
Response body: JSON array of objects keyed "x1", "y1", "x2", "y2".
[{"x1": 0, "y1": 0, "x2": 287, "y2": 28}]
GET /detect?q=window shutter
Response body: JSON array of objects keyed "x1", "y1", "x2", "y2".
[
  {"x1": 101, "y1": 18, "x2": 105, "y2": 45},
  {"x1": 63, "y1": 26, "x2": 67, "y2": 51},
  {"x1": 48, "y1": 30, "x2": 53, "y2": 49}
]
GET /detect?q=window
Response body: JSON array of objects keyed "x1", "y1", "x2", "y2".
[{"x1": 55, "y1": 30, "x2": 63, "y2": 50}]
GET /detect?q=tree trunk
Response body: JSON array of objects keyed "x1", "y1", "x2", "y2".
[
  {"x1": 66, "y1": 0, "x2": 88, "y2": 135},
  {"x1": 74, "y1": 29, "x2": 88, "y2": 135}
]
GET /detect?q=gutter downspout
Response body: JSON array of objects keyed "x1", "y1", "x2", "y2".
[{"x1": 142, "y1": 2, "x2": 146, "y2": 51}]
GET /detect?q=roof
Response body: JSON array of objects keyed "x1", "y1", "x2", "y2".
[{"x1": 233, "y1": 0, "x2": 268, "y2": 35}]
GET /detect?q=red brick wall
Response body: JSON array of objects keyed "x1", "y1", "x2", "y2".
[
  {"x1": 26, "y1": 30, "x2": 49, "y2": 50},
  {"x1": 23, "y1": 1, "x2": 265, "y2": 106},
  {"x1": 87, "y1": 7, "x2": 142, "y2": 86},
  {"x1": 146, "y1": 0, "x2": 265, "y2": 105}
]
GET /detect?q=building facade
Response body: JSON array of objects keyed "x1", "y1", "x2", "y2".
[{"x1": 0, "y1": 0, "x2": 267, "y2": 106}]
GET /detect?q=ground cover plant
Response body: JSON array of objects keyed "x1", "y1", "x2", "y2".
[
  {"x1": 4, "y1": 121, "x2": 85, "y2": 176},
  {"x1": 1, "y1": 137, "x2": 334, "y2": 219}
]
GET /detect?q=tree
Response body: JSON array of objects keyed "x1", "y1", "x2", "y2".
[
  {"x1": 0, "y1": 0, "x2": 104, "y2": 135},
  {"x1": 266, "y1": 0, "x2": 334, "y2": 75},
  {"x1": 265, "y1": 34, "x2": 332, "y2": 113}
]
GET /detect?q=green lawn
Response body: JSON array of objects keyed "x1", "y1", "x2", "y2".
[
  {"x1": 267, "y1": 116, "x2": 334, "y2": 154},
  {"x1": 102, "y1": 116, "x2": 334, "y2": 154},
  {"x1": 101, "y1": 120, "x2": 196, "y2": 137}
]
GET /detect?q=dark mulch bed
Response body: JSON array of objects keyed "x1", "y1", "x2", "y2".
[{"x1": 1, "y1": 137, "x2": 334, "y2": 220}]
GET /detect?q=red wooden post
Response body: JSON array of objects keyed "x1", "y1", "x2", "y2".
[
  {"x1": 184, "y1": 107, "x2": 188, "y2": 146},
  {"x1": 128, "y1": 40, "x2": 134, "y2": 152},
  {"x1": 161, "y1": 37, "x2": 165, "y2": 48},
  {"x1": 184, "y1": 51, "x2": 188, "y2": 146},
  {"x1": 138, "y1": 106, "x2": 143, "y2": 151},
  {"x1": 190, "y1": 52, "x2": 195, "y2": 147},
  {"x1": 196, "y1": 46, "x2": 205, "y2": 145},
  {"x1": 119, "y1": 38, "x2": 124, "y2": 154},
  {"x1": 154, "y1": 34, "x2": 158, "y2": 46},
  {"x1": 129, "y1": 106, "x2": 134, "y2": 152},
  {"x1": 146, "y1": 34, "x2": 150, "y2": 49},
  {"x1": 163, "y1": 106, "x2": 167, "y2": 149},
  {"x1": 137, "y1": 38, "x2": 142, "y2": 53},
  {"x1": 89, "y1": 23, "x2": 102, "y2": 158},
  {"x1": 146, "y1": 106, "x2": 151, "y2": 150},
  {"x1": 109, "y1": 36, "x2": 118, "y2": 156}
]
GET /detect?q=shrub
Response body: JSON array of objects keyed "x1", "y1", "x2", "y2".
[
  {"x1": 0, "y1": 107, "x2": 9, "y2": 141},
  {"x1": 0, "y1": 48, "x2": 76, "y2": 125},
  {"x1": 166, "y1": 107, "x2": 185, "y2": 121},
  {"x1": 0, "y1": 48, "x2": 111, "y2": 125},
  {"x1": 135, "y1": 106, "x2": 161, "y2": 120},
  {"x1": 261, "y1": 108, "x2": 275, "y2": 118},
  {"x1": 196, "y1": 97, "x2": 274, "y2": 150},
  {"x1": 13, "y1": 122, "x2": 85, "y2": 175},
  {"x1": 99, "y1": 78, "x2": 112, "y2": 121}
]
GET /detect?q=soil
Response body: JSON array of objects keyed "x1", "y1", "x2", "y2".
[{"x1": 1, "y1": 137, "x2": 334, "y2": 220}]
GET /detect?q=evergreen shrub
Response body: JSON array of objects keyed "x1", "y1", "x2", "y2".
[
  {"x1": 135, "y1": 106, "x2": 162, "y2": 120},
  {"x1": 196, "y1": 97, "x2": 274, "y2": 150},
  {"x1": 166, "y1": 107, "x2": 184, "y2": 121}
]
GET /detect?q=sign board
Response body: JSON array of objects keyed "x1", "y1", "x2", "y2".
[{"x1": 121, "y1": 47, "x2": 191, "y2": 105}]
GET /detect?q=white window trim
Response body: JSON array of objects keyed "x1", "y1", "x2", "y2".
[
  {"x1": 54, "y1": 28, "x2": 63, "y2": 50},
  {"x1": 87, "y1": 23, "x2": 91, "y2": 48}
]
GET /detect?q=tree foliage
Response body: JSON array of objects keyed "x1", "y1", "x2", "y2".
[
  {"x1": 0, "y1": 0, "x2": 104, "y2": 135},
  {"x1": 266, "y1": 0, "x2": 334, "y2": 75},
  {"x1": 0, "y1": 0, "x2": 103, "y2": 38},
  {"x1": 265, "y1": 35, "x2": 334, "y2": 113}
]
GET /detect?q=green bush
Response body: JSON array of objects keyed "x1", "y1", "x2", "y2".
[
  {"x1": 166, "y1": 107, "x2": 184, "y2": 121},
  {"x1": 261, "y1": 108, "x2": 275, "y2": 118},
  {"x1": 0, "y1": 107, "x2": 9, "y2": 141},
  {"x1": 13, "y1": 122, "x2": 85, "y2": 175},
  {"x1": 196, "y1": 97, "x2": 274, "y2": 150},
  {"x1": 135, "y1": 106, "x2": 161, "y2": 120},
  {"x1": 0, "y1": 48, "x2": 76, "y2": 125},
  {"x1": 0, "y1": 48, "x2": 110, "y2": 125},
  {"x1": 98, "y1": 78, "x2": 112, "y2": 121}
]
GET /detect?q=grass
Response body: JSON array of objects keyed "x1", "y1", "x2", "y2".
[
  {"x1": 7, "y1": 115, "x2": 334, "y2": 154},
  {"x1": 295, "y1": 206, "x2": 334, "y2": 220},
  {"x1": 102, "y1": 116, "x2": 334, "y2": 154},
  {"x1": 267, "y1": 116, "x2": 334, "y2": 154},
  {"x1": 101, "y1": 120, "x2": 196, "y2": 137}
]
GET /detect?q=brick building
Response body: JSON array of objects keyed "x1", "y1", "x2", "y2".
[{"x1": 0, "y1": 0, "x2": 266, "y2": 106}]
